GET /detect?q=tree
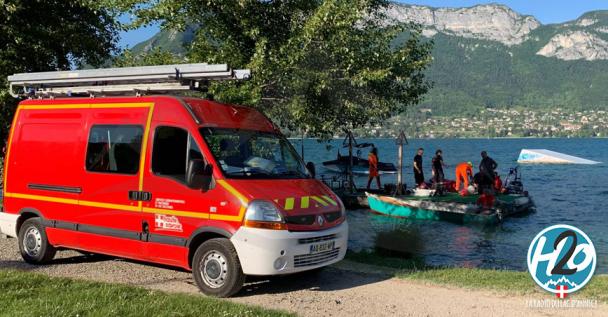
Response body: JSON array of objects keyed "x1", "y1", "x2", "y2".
[
  {"x1": 0, "y1": 0, "x2": 118, "y2": 141},
  {"x1": 106, "y1": 0, "x2": 433, "y2": 138},
  {"x1": 113, "y1": 48, "x2": 184, "y2": 68}
]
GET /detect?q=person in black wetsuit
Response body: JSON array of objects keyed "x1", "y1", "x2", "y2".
[
  {"x1": 478, "y1": 151, "x2": 498, "y2": 191},
  {"x1": 413, "y1": 148, "x2": 425, "y2": 187},
  {"x1": 432, "y1": 149, "x2": 446, "y2": 185}
]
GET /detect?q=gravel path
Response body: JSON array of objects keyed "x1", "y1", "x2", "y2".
[{"x1": 0, "y1": 236, "x2": 605, "y2": 317}]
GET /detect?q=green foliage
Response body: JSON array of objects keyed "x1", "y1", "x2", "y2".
[
  {"x1": 117, "y1": 5, "x2": 608, "y2": 128},
  {"x1": 113, "y1": 48, "x2": 184, "y2": 67},
  {"x1": 0, "y1": 0, "x2": 118, "y2": 141},
  {"x1": 0, "y1": 269, "x2": 292, "y2": 316},
  {"x1": 107, "y1": 0, "x2": 433, "y2": 139},
  {"x1": 131, "y1": 26, "x2": 197, "y2": 55},
  {"x1": 414, "y1": 23, "x2": 608, "y2": 116},
  {"x1": 348, "y1": 251, "x2": 608, "y2": 302}
]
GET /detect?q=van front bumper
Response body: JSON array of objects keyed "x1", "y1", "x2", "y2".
[
  {"x1": 231, "y1": 221, "x2": 348, "y2": 276},
  {"x1": 0, "y1": 212, "x2": 18, "y2": 238}
]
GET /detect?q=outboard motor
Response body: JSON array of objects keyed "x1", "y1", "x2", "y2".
[{"x1": 504, "y1": 167, "x2": 524, "y2": 194}]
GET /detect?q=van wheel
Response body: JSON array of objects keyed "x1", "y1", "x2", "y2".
[
  {"x1": 18, "y1": 218, "x2": 56, "y2": 264},
  {"x1": 192, "y1": 238, "x2": 245, "y2": 298}
]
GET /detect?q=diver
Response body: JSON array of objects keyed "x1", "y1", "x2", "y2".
[
  {"x1": 479, "y1": 151, "x2": 497, "y2": 183},
  {"x1": 431, "y1": 149, "x2": 446, "y2": 191},
  {"x1": 413, "y1": 148, "x2": 425, "y2": 188}
]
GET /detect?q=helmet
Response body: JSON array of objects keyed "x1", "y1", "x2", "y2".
[{"x1": 467, "y1": 161, "x2": 473, "y2": 167}]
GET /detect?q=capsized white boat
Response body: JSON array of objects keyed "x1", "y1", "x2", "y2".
[{"x1": 517, "y1": 149, "x2": 600, "y2": 164}]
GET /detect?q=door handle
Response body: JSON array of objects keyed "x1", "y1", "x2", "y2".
[{"x1": 129, "y1": 191, "x2": 152, "y2": 201}]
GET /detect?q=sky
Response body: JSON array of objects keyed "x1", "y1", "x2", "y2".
[{"x1": 118, "y1": 0, "x2": 608, "y2": 48}]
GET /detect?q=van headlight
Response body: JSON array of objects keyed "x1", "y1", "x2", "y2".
[
  {"x1": 338, "y1": 197, "x2": 346, "y2": 218},
  {"x1": 244, "y1": 200, "x2": 286, "y2": 230}
]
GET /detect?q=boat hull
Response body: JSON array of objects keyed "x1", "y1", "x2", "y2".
[{"x1": 366, "y1": 193, "x2": 534, "y2": 225}]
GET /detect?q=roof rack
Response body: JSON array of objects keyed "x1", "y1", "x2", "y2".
[{"x1": 7, "y1": 63, "x2": 251, "y2": 98}]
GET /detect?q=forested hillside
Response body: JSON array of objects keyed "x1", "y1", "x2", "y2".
[{"x1": 127, "y1": 3, "x2": 608, "y2": 136}]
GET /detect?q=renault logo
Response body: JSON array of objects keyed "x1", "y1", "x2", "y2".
[{"x1": 317, "y1": 215, "x2": 324, "y2": 226}]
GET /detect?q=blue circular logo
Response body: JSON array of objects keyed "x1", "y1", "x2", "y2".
[{"x1": 527, "y1": 224, "x2": 596, "y2": 296}]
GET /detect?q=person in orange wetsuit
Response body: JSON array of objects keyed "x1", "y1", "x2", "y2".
[
  {"x1": 455, "y1": 161, "x2": 474, "y2": 192},
  {"x1": 367, "y1": 147, "x2": 381, "y2": 190}
]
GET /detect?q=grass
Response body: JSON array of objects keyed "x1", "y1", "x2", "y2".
[
  {"x1": 0, "y1": 269, "x2": 292, "y2": 317},
  {"x1": 345, "y1": 251, "x2": 608, "y2": 303}
]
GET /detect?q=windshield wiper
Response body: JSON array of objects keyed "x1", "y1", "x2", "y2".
[{"x1": 226, "y1": 169, "x2": 271, "y2": 177}]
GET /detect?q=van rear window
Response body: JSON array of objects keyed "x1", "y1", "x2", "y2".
[{"x1": 85, "y1": 125, "x2": 143, "y2": 174}]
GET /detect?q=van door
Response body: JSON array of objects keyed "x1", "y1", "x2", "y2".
[
  {"x1": 140, "y1": 125, "x2": 214, "y2": 267},
  {"x1": 77, "y1": 107, "x2": 150, "y2": 258}
]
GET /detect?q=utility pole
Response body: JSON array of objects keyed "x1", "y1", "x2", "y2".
[
  {"x1": 395, "y1": 130, "x2": 408, "y2": 195},
  {"x1": 347, "y1": 130, "x2": 355, "y2": 193}
]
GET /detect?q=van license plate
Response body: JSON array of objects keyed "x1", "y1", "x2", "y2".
[{"x1": 309, "y1": 241, "x2": 335, "y2": 254}]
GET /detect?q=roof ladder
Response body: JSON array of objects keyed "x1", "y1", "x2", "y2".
[{"x1": 7, "y1": 63, "x2": 251, "y2": 98}]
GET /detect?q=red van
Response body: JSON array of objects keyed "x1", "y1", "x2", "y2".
[{"x1": 0, "y1": 93, "x2": 348, "y2": 297}]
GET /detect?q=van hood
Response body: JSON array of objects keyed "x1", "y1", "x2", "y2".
[{"x1": 227, "y1": 178, "x2": 344, "y2": 231}]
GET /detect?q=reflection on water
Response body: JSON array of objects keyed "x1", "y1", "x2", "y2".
[{"x1": 292, "y1": 138, "x2": 608, "y2": 273}]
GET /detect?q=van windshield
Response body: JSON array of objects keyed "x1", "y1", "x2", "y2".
[{"x1": 200, "y1": 128, "x2": 310, "y2": 179}]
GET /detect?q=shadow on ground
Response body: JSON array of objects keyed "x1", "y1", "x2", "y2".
[{"x1": 236, "y1": 266, "x2": 391, "y2": 297}]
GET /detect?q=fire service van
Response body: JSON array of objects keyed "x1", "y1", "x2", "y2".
[{"x1": 0, "y1": 64, "x2": 348, "y2": 297}]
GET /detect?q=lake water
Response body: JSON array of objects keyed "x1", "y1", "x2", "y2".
[{"x1": 290, "y1": 138, "x2": 608, "y2": 273}]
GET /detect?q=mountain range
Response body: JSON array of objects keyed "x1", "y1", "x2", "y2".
[{"x1": 130, "y1": 3, "x2": 608, "y2": 117}]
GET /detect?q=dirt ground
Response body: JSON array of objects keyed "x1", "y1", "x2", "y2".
[{"x1": 0, "y1": 236, "x2": 605, "y2": 317}]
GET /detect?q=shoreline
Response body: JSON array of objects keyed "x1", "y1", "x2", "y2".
[
  {"x1": 344, "y1": 251, "x2": 608, "y2": 303},
  {"x1": 288, "y1": 136, "x2": 608, "y2": 140}
]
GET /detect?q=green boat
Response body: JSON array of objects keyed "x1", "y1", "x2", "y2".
[{"x1": 366, "y1": 192, "x2": 534, "y2": 225}]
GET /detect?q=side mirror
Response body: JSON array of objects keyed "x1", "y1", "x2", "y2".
[
  {"x1": 187, "y1": 159, "x2": 214, "y2": 190},
  {"x1": 306, "y1": 162, "x2": 316, "y2": 178}
]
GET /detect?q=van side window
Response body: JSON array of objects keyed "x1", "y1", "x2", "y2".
[
  {"x1": 152, "y1": 126, "x2": 202, "y2": 183},
  {"x1": 86, "y1": 125, "x2": 143, "y2": 174}
]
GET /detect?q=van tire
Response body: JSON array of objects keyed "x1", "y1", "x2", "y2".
[
  {"x1": 192, "y1": 238, "x2": 245, "y2": 298},
  {"x1": 18, "y1": 218, "x2": 56, "y2": 264}
]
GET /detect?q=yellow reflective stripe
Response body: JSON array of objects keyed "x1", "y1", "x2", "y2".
[
  {"x1": 5, "y1": 102, "x2": 154, "y2": 197},
  {"x1": 210, "y1": 206, "x2": 246, "y2": 222},
  {"x1": 19, "y1": 104, "x2": 93, "y2": 110},
  {"x1": 216, "y1": 180, "x2": 249, "y2": 205},
  {"x1": 311, "y1": 195, "x2": 329, "y2": 206},
  {"x1": 284, "y1": 197, "x2": 295, "y2": 210},
  {"x1": 300, "y1": 196, "x2": 310, "y2": 209},
  {"x1": 322, "y1": 195, "x2": 338, "y2": 206},
  {"x1": 138, "y1": 103, "x2": 155, "y2": 192},
  {"x1": 214, "y1": 180, "x2": 249, "y2": 222},
  {"x1": 5, "y1": 192, "x2": 213, "y2": 218},
  {"x1": 89, "y1": 103, "x2": 154, "y2": 109},
  {"x1": 5, "y1": 192, "x2": 79, "y2": 205},
  {"x1": 3, "y1": 107, "x2": 20, "y2": 196},
  {"x1": 19, "y1": 103, "x2": 154, "y2": 110},
  {"x1": 79, "y1": 200, "x2": 140, "y2": 212},
  {"x1": 142, "y1": 207, "x2": 208, "y2": 219}
]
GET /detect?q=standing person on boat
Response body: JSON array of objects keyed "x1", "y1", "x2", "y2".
[
  {"x1": 479, "y1": 151, "x2": 498, "y2": 183},
  {"x1": 367, "y1": 147, "x2": 381, "y2": 190},
  {"x1": 455, "y1": 161, "x2": 474, "y2": 191},
  {"x1": 413, "y1": 148, "x2": 425, "y2": 188},
  {"x1": 431, "y1": 149, "x2": 446, "y2": 186}
]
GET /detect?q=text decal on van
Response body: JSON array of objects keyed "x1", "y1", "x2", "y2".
[{"x1": 154, "y1": 214, "x2": 183, "y2": 232}]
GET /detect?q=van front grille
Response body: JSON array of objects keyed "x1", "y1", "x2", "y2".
[
  {"x1": 294, "y1": 248, "x2": 341, "y2": 268},
  {"x1": 285, "y1": 215, "x2": 315, "y2": 225},
  {"x1": 298, "y1": 234, "x2": 336, "y2": 244},
  {"x1": 323, "y1": 211, "x2": 341, "y2": 222}
]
